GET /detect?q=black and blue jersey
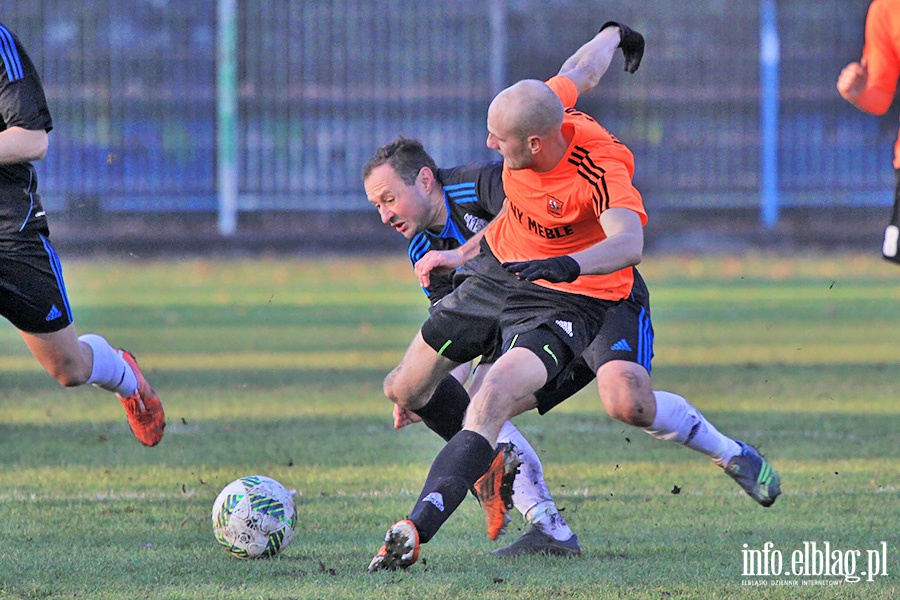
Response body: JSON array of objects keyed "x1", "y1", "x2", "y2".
[
  {"x1": 409, "y1": 161, "x2": 506, "y2": 303},
  {"x1": 0, "y1": 23, "x2": 53, "y2": 238}
]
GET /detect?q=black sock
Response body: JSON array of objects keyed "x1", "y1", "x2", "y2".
[
  {"x1": 408, "y1": 430, "x2": 494, "y2": 543},
  {"x1": 412, "y1": 375, "x2": 470, "y2": 442}
]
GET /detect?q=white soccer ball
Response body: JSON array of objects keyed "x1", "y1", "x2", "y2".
[{"x1": 211, "y1": 475, "x2": 297, "y2": 559}]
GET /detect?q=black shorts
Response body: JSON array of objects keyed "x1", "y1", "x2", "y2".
[
  {"x1": 498, "y1": 277, "x2": 613, "y2": 364},
  {"x1": 890, "y1": 167, "x2": 900, "y2": 226},
  {"x1": 579, "y1": 267, "x2": 654, "y2": 373},
  {"x1": 423, "y1": 241, "x2": 611, "y2": 377},
  {"x1": 0, "y1": 232, "x2": 74, "y2": 334},
  {"x1": 478, "y1": 243, "x2": 615, "y2": 380},
  {"x1": 423, "y1": 243, "x2": 654, "y2": 413},
  {"x1": 421, "y1": 257, "x2": 508, "y2": 364},
  {"x1": 534, "y1": 268, "x2": 654, "y2": 414}
]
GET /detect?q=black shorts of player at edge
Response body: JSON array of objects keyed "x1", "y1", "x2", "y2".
[
  {"x1": 0, "y1": 230, "x2": 74, "y2": 334},
  {"x1": 884, "y1": 168, "x2": 900, "y2": 265},
  {"x1": 890, "y1": 168, "x2": 900, "y2": 228},
  {"x1": 421, "y1": 241, "x2": 655, "y2": 414}
]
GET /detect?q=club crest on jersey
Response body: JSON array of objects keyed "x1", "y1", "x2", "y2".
[
  {"x1": 547, "y1": 195, "x2": 564, "y2": 217},
  {"x1": 464, "y1": 213, "x2": 489, "y2": 233}
]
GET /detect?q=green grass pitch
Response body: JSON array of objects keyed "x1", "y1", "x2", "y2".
[{"x1": 0, "y1": 253, "x2": 897, "y2": 599}]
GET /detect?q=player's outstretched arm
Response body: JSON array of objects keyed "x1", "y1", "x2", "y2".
[
  {"x1": 415, "y1": 232, "x2": 483, "y2": 289},
  {"x1": 415, "y1": 202, "x2": 507, "y2": 288},
  {"x1": 557, "y1": 22, "x2": 644, "y2": 95}
]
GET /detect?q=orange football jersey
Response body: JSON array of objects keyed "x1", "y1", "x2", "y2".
[
  {"x1": 860, "y1": 0, "x2": 900, "y2": 167},
  {"x1": 486, "y1": 75, "x2": 647, "y2": 300}
]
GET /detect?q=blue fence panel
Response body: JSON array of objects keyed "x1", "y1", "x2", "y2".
[
  {"x1": 236, "y1": 0, "x2": 494, "y2": 210},
  {"x1": 4, "y1": 0, "x2": 897, "y2": 225}
]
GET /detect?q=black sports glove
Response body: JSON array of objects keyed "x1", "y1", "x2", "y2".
[
  {"x1": 502, "y1": 256, "x2": 581, "y2": 283},
  {"x1": 600, "y1": 21, "x2": 645, "y2": 74}
]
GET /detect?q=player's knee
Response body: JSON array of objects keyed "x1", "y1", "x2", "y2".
[
  {"x1": 382, "y1": 370, "x2": 396, "y2": 399},
  {"x1": 597, "y1": 362, "x2": 653, "y2": 427},
  {"x1": 606, "y1": 398, "x2": 653, "y2": 427},
  {"x1": 382, "y1": 371, "x2": 406, "y2": 406},
  {"x1": 383, "y1": 369, "x2": 425, "y2": 410}
]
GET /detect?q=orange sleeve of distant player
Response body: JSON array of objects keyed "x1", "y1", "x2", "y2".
[
  {"x1": 861, "y1": 0, "x2": 900, "y2": 102},
  {"x1": 546, "y1": 75, "x2": 579, "y2": 109},
  {"x1": 861, "y1": 0, "x2": 900, "y2": 167}
]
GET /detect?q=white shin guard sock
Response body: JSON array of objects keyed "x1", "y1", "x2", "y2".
[
  {"x1": 644, "y1": 391, "x2": 740, "y2": 467},
  {"x1": 78, "y1": 334, "x2": 137, "y2": 397},
  {"x1": 497, "y1": 420, "x2": 574, "y2": 541}
]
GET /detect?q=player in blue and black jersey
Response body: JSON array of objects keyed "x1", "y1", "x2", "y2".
[
  {"x1": 363, "y1": 137, "x2": 581, "y2": 557},
  {"x1": 0, "y1": 22, "x2": 164, "y2": 446}
]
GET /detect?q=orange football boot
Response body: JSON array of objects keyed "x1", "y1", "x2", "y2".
[
  {"x1": 368, "y1": 519, "x2": 420, "y2": 572},
  {"x1": 117, "y1": 350, "x2": 165, "y2": 446},
  {"x1": 473, "y1": 443, "x2": 521, "y2": 540}
]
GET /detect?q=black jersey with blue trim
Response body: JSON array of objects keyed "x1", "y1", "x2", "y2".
[
  {"x1": 0, "y1": 23, "x2": 53, "y2": 238},
  {"x1": 408, "y1": 161, "x2": 506, "y2": 303}
]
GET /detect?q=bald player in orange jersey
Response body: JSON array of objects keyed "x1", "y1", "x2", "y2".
[
  {"x1": 369, "y1": 21, "x2": 781, "y2": 572},
  {"x1": 837, "y1": 0, "x2": 900, "y2": 263}
]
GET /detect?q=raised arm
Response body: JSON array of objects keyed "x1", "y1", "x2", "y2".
[{"x1": 557, "y1": 21, "x2": 645, "y2": 95}]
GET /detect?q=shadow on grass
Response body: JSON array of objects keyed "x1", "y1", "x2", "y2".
[{"x1": 0, "y1": 408, "x2": 895, "y2": 471}]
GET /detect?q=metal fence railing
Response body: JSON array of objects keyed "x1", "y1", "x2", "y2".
[{"x1": 4, "y1": 1, "x2": 896, "y2": 233}]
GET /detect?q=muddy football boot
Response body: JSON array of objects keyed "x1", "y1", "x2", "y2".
[
  {"x1": 725, "y1": 441, "x2": 782, "y2": 507},
  {"x1": 368, "y1": 519, "x2": 420, "y2": 572},
  {"x1": 490, "y1": 524, "x2": 582, "y2": 557}
]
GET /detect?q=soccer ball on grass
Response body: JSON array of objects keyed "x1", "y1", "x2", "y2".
[{"x1": 211, "y1": 475, "x2": 297, "y2": 558}]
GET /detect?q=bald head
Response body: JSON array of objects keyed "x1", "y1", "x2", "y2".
[
  {"x1": 486, "y1": 79, "x2": 567, "y2": 171},
  {"x1": 489, "y1": 79, "x2": 564, "y2": 139}
]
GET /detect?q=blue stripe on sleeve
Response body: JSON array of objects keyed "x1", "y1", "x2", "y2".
[
  {"x1": 408, "y1": 232, "x2": 431, "y2": 265},
  {"x1": 0, "y1": 25, "x2": 25, "y2": 82},
  {"x1": 444, "y1": 182, "x2": 477, "y2": 204}
]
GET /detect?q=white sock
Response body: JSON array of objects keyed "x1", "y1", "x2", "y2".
[
  {"x1": 524, "y1": 503, "x2": 574, "y2": 541},
  {"x1": 644, "y1": 391, "x2": 741, "y2": 468},
  {"x1": 78, "y1": 334, "x2": 137, "y2": 397},
  {"x1": 497, "y1": 420, "x2": 574, "y2": 541}
]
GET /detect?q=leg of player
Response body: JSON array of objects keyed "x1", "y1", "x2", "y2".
[
  {"x1": 20, "y1": 326, "x2": 165, "y2": 446},
  {"x1": 596, "y1": 360, "x2": 781, "y2": 507},
  {"x1": 469, "y1": 366, "x2": 579, "y2": 555},
  {"x1": 382, "y1": 334, "x2": 526, "y2": 549},
  {"x1": 369, "y1": 347, "x2": 549, "y2": 571},
  {"x1": 489, "y1": 420, "x2": 580, "y2": 557},
  {"x1": 383, "y1": 330, "x2": 461, "y2": 414},
  {"x1": 401, "y1": 360, "x2": 578, "y2": 553},
  {"x1": 882, "y1": 168, "x2": 900, "y2": 264},
  {"x1": 20, "y1": 324, "x2": 93, "y2": 387}
]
